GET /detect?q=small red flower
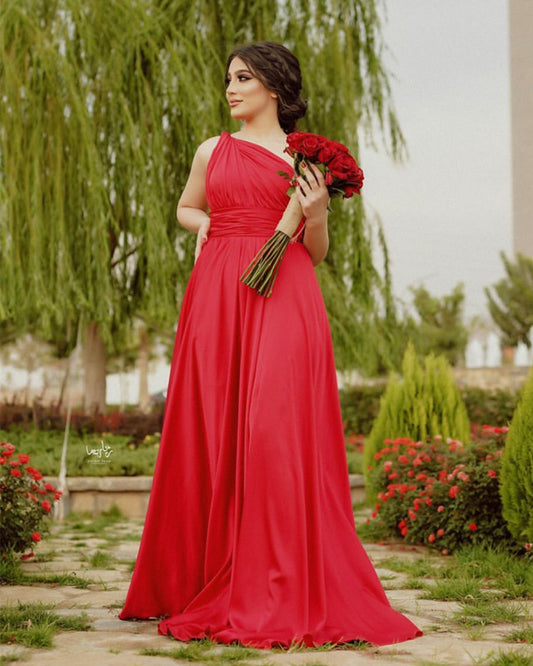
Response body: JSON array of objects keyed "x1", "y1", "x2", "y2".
[
  {"x1": 437, "y1": 505, "x2": 445, "y2": 513},
  {"x1": 31, "y1": 532, "x2": 42, "y2": 542},
  {"x1": 398, "y1": 455, "x2": 409, "y2": 464},
  {"x1": 449, "y1": 485, "x2": 459, "y2": 499},
  {"x1": 487, "y1": 469, "x2": 497, "y2": 478},
  {"x1": 10, "y1": 468, "x2": 21, "y2": 477},
  {"x1": 9, "y1": 460, "x2": 20, "y2": 467},
  {"x1": 469, "y1": 523, "x2": 477, "y2": 531},
  {"x1": 437, "y1": 528, "x2": 445, "y2": 537},
  {"x1": 17, "y1": 453, "x2": 30, "y2": 464},
  {"x1": 428, "y1": 534, "x2": 436, "y2": 543},
  {"x1": 41, "y1": 500, "x2": 52, "y2": 513},
  {"x1": 400, "y1": 527, "x2": 408, "y2": 536}
]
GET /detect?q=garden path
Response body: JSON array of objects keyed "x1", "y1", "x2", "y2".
[{"x1": 0, "y1": 514, "x2": 531, "y2": 666}]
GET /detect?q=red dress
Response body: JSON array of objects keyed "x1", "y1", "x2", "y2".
[{"x1": 119, "y1": 131, "x2": 422, "y2": 648}]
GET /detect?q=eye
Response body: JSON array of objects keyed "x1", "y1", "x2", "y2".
[{"x1": 238, "y1": 75, "x2": 251, "y2": 81}]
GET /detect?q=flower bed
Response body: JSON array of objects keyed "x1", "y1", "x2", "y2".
[
  {"x1": 363, "y1": 426, "x2": 521, "y2": 554},
  {"x1": 0, "y1": 441, "x2": 62, "y2": 558}
]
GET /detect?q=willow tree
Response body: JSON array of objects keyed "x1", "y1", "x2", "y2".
[{"x1": 0, "y1": 0, "x2": 404, "y2": 411}]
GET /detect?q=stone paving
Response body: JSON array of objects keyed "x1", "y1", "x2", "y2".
[{"x1": 1, "y1": 517, "x2": 532, "y2": 666}]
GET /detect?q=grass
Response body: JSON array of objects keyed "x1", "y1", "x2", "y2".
[
  {"x1": 0, "y1": 654, "x2": 25, "y2": 664},
  {"x1": 445, "y1": 546, "x2": 533, "y2": 599},
  {"x1": 473, "y1": 650, "x2": 533, "y2": 665},
  {"x1": 419, "y1": 578, "x2": 490, "y2": 603},
  {"x1": 454, "y1": 600, "x2": 528, "y2": 627},
  {"x1": 139, "y1": 639, "x2": 264, "y2": 664},
  {"x1": 0, "y1": 602, "x2": 91, "y2": 648},
  {"x1": 0, "y1": 555, "x2": 97, "y2": 588},
  {"x1": 377, "y1": 556, "x2": 443, "y2": 579},
  {"x1": 505, "y1": 626, "x2": 533, "y2": 644},
  {"x1": 60, "y1": 505, "x2": 125, "y2": 533},
  {"x1": 86, "y1": 550, "x2": 115, "y2": 568}
]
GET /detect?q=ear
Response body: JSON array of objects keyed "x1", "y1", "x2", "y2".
[{"x1": 271, "y1": 92, "x2": 278, "y2": 99}]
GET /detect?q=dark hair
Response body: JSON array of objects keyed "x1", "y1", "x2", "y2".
[{"x1": 225, "y1": 41, "x2": 307, "y2": 134}]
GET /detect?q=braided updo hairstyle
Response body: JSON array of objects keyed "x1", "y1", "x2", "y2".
[{"x1": 225, "y1": 41, "x2": 307, "y2": 134}]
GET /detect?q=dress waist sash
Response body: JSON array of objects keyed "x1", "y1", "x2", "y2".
[{"x1": 208, "y1": 207, "x2": 283, "y2": 237}]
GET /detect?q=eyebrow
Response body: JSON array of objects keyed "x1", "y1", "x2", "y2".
[{"x1": 229, "y1": 68, "x2": 253, "y2": 75}]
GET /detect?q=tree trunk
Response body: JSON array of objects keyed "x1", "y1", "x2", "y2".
[
  {"x1": 138, "y1": 326, "x2": 150, "y2": 413},
  {"x1": 501, "y1": 345, "x2": 515, "y2": 366},
  {"x1": 83, "y1": 322, "x2": 106, "y2": 413}
]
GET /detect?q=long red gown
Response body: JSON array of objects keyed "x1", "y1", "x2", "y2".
[{"x1": 119, "y1": 131, "x2": 422, "y2": 647}]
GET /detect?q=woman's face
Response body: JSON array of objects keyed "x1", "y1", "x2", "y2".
[{"x1": 225, "y1": 56, "x2": 277, "y2": 123}]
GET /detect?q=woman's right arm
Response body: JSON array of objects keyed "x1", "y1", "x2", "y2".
[{"x1": 176, "y1": 136, "x2": 219, "y2": 260}]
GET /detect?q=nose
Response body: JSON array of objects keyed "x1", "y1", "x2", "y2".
[{"x1": 226, "y1": 77, "x2": 237, "y2": 95}]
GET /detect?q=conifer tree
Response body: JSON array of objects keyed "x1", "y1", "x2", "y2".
[
  {"x1": 500, "y1": 366, "x2": 533, "y2": 545},
  {"x1": 364, "y1": 343, "x2": 470, "y2": 492},
  {"x1": 485, "y1": 253, "x2": 533, "y2": 348}
]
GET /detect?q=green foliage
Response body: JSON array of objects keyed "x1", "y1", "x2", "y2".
[
  {"x1": 409, "y1": 283, "x2": 468, "y2": 366},
  {"x1": 365, "y1": 433, "x2": 514, "y2": 553},
  {"x1": 485, "y1": 253, "x2": 533, "y2": 348},
  {"x1": 0, "y1": 0, "x2": 405, "y2": 372},
  {"x1": 339, "y1": 384, "x2": 385, "y2": 435},
  {"x1": 0, "y1": 428, "x2": 158, "y2": 477},
  {"x1": 0, "y1": 602, "x2": 90, "y2": 648},
  {"x1": 339, "y1": 384, "x2": 521, "y2": 437},
  {"x1": 500, "y1": 366, "x2": 533, "y2": 546},
  {"x1": 463, "y1": 387, "x2": 521, "y2": 428},
  {"x1": 0, "y1": 442, "x2": 61, "y2": 557},
  {"x1": 364, "y1": 343, "x2": 470, "y2": 487}
]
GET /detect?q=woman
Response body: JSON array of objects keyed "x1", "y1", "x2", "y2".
[{"x1": 119, "y1": 41, "x2": 422, "y2": 648}]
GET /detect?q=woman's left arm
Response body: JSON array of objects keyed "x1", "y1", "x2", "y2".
[{"x1": 296, "y1": 162, "x2": 330, "y2": 266}]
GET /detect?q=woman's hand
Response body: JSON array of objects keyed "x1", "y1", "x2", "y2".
[
  {"x1": 194, "y1": 219, "x2": 210, "y2": 262},
  {"x1": 295, "y1": 162, "x2": 330, "y2": 226}
]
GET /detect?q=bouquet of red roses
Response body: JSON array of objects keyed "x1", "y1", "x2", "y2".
[{"x1": 240, "y1": 131, "x2": 364, "y2": 297}]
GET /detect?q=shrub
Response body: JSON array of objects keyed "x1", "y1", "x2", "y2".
[
  {"x1": 500, "y1": 366, "x2": 533, "y2": 547},
  {"x1": 0, "y1": 441, "x2": 62, "y2": 559},
  {"x1": 364, "y1": 343, "x2": 470, "y2": 494},
  {"x1": 462, "y1": 387, "x2": 521, "y2": 429},
  {"x1": 339, "y1": 384, "x2": 385, "y2": 435},
  {"x1": 364, "y1": 428, "x2": 515, "y2": 553},
  {"x1": 0, "y1": 427, "x2": 159, "y2": 477}
]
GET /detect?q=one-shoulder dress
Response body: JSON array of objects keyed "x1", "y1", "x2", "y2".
[{"x1": 119, "y1": 131, "x2": 422, "y2": 648}]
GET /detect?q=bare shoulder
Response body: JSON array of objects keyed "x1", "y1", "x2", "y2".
[{"x1": 195, "y1": 135, "x2": 223, "y2": 165}]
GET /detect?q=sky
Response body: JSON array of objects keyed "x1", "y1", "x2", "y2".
[{"x1": 360, "y1": 0, "x2": 512, "y2": 321}]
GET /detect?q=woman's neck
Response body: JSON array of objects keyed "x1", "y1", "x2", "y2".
[{"x1": 238, "y1": 117, "x2": 286, "y2": 142}]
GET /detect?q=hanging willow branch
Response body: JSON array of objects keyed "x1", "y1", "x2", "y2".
[{"x1": 0, "y1": 0, "x2": 405, "y2": 372}]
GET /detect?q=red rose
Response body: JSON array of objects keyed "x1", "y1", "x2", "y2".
[
  {"x1": 449, "y1": 485, "x2": 459, "y2": 499},
  {"x1": 286, "y1": 131, "x2": 324, "y2": 159},
  {"x1": 41, "y1": 500, "x2": 52, "y2": 513},
  {"x1": 469, "y1": 523, "x2": 477, "y2": 531},
  {"x1": 487, "y1": 469, "x2": 497, "y2": 478},
  {"x1": 10, "y1": 469, "x2": 21, "y2": 477},
  {"x1": 400, "y1": 527, "x2": 408, "y2": 536},
  {"x1": 437, "y1": 528, "x2": 445, "y2": 536},
  {"x1": 328, "y1": 153, "x2": 360, "y2": 181},
  {"x1": 31, "y1": 532, "x2": 42, "y2": 542},
  {"x1": 428, "y1": 534, "x2": 436, "y2": 543},
  {"x1": 437, "y1": 505, "x2": 445, "y2": 513},
  {"x1": 18, "y1": 453, "x2": 30, "y2": 464},
  {"x1": 44, "y1": 482, "x2": 56, "y2": 492},
  {"x1": 9, "y1": 460, "x2": 20, "y2": 467}
]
